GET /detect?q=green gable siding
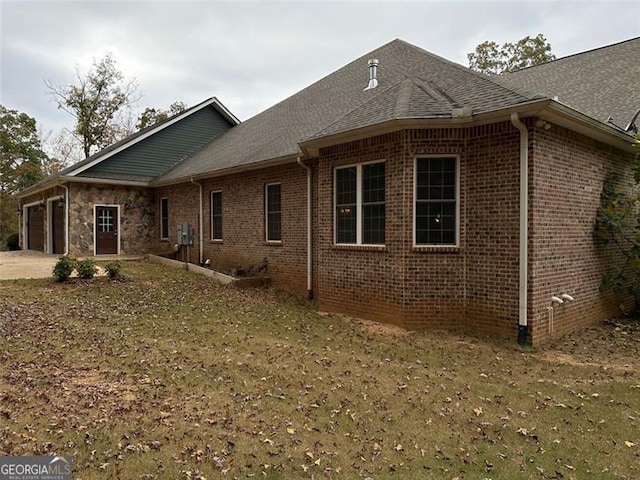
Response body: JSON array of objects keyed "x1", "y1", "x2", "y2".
[{"x1": 79, "y1": 106, "x2": 233, "y2": 181}]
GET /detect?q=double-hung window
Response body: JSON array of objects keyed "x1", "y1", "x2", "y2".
[
  {"x1": 211, "y1": 191, "x2": 222, "y2": 240},
  {"x1": 335, "y1": 161, "x2": 385, "y2": 245},
  {"x1": 160, "y1": 197, "x2": 169, "y2": 240},
  {"x1": 414, "y1": 156, "x2": 458, "y2": 246},
  {"x1": 265, "y1": 183, "x2": 281, "y2": 242}
]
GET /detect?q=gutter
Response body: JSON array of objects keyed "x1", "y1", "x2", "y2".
[
  {"x1": 190, "y1": 177, "x2": 204, "y2": 265},
  {"x1": 297, "y1": 156, "x2": 313, "y2": 298},
  {"x1": 510, "y1": 113, "x2": 529, "y2": 345}
]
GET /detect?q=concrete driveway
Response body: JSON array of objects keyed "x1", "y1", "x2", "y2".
[
  {"x1": 0, "y1": 251, "x2": 113, "y2": 280},
  {"x1": 0, "y1": 251, "x2": 60, "y2": 280}
]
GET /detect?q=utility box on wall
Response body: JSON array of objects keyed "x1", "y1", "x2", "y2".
[{"x1": 177, "y1": 223, "x2": 194, "y2": 246}]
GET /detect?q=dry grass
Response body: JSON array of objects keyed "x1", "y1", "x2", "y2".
[{"x1": 1, "y1": 261, "x2": 639, "y2": 479}]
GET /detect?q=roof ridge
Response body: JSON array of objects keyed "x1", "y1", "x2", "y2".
[
  {"x1": 393, "y1": 78, "x2": 414, "y2": 118},
  {"x1": 411, "y1": 76, "x2": 457, "y2": 107},
  {"x1": 396, "y1": 38, "x2": 541, "y2": 103},
  {"x1": 307, "y1": 77, "x2": 407, "y2": 138}
]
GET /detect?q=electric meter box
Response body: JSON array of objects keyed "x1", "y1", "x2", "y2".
[{"x1": 177, "y1": 223, "x2": 194, "y2": 246}]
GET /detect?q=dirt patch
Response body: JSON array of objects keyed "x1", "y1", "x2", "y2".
[
  {"x1": 355, "y1": 318, "x2": 412, "y2": 337},
  {"x1": 540, "y1": 318, "x2": 640, "y2": 374}
]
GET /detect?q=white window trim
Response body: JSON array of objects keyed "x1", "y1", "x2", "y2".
[
  {"x1": 334, "y1": 160, "x2": 386, "y2": 246},
  {"x1": 210, "y1": 190, "x2": 223, "y2": 241},
  {"x1": 265, "y1": 182, "x2": 282, "y2": 243},
  {"x1": 159, "y1": 197, "x2": 169, "y2": 240},
  {"x1": 413, "y1": 155, "x2": 460, "y2": 247},
  {"x1": 93, "y1": 204, "x2": 121, "y2": 255}
]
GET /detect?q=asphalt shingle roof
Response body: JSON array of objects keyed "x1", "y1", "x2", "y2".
[
  {"x1": 156, "y1": 39, "x2": 540, "y2": 183},
  {"x1": 498, "y1": 37, "x2": 640, "y2": 130}
]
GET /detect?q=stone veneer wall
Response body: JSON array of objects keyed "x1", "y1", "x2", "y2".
[{"x1": 67, "y1": 184, "x2": 154, "y2": 256}]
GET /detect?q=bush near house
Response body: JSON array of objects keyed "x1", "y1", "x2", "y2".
[
  {"x1": 5, "y1": 232, "x2": 19, "y2": 251},
  {"x1": 104, "y1": 260, "x2": 123, "y2": 279},
  {"x1": 52, "y1": 255, "x2": 76, "y2": 281},
  {"x1": 76, "y1": 258, "x2": 98, "y2": 279}
]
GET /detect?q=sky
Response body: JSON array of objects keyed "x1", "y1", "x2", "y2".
[{"x1": 1, "y1": 0, "x2": 639, "y2": 148}]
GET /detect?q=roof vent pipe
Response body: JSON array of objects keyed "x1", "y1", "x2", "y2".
[{"x1": 364, "y1": 59, "x2": 379, "y2": 90}]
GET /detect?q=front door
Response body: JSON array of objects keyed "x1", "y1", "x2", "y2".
[{"x1": 95, "y1": 206, "x2": 119, "y2": 255}]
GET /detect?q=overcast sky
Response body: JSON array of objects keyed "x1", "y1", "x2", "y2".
[{"x1": 1, "y1": 1, "x2": 639, "y2": 143}]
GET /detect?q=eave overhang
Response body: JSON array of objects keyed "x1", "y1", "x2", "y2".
[
  {"x1": 16, "y1": 176, "x2": 149, "y2": 199},
  {"x1": 298, "y1": 98, "x2": 638, "y2": 156},
  {"x1": 150, "y1": 155, "x2": 298, "y2": 188}
]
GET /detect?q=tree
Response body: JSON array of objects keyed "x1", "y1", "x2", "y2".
[
  {"x1": 596, "y1": 134, "x2": 640, "y2": 310},
  {"x1": 39, "y1": 128, "x2": 82, "y2": 175},
  {"x1": 0, "y1": 105, "x2": 48, "y2": 247},
  {"x1": 46, "y1": 54, "x2": 139, "y2": 158},
  {"x1": 468, "y1": 34, "x2": 555, "y2": 75},
  {"x1": 136, "y1": 101, "x2": 188, "y2": 130}
]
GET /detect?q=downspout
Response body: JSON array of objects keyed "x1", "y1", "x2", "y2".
[
  {"x1": 190, "y1": 177, "x2": 204, "y2": 265},
  {"x1": 511, "y1": 113, "x2": 529, "y2": 345},
  {"x1": 297, "y1": 156, "x2": 313, "y2": 299},
  {"x1": 62, "y1": 183, "x2": 69, "y2": 255}
]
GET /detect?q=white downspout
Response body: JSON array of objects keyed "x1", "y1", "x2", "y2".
[
  {"x1": 62, "y1": 183, "x2": 69, "y2": 255},
  {"x1": 511, "y1": 113, "x2": 529, "y2": 345},
  {"x1": 190, "y1": 177, "x2": 204, "y2": 265},
  {"x1": 297, "y1": 156, "x2": 313, "y2": 298}
]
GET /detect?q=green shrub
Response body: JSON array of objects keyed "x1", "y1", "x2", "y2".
[
  {"x1": 53, "y1": 255, "x2": 76, "y2": 282},
  {"x1": 76, "y1": 258, "x2": 98, "y2": 279},
  {"x1": 104, "y1": 261, "x2": 122, "y2": 279},
  {"x1": 6, "y1": 233, "x2": 19, "y2": 251}
]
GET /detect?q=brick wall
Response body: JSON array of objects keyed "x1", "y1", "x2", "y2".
[
  {"x1": 153, "y1": 163, "x2": 309, "y2": 297},
  {"x1": 528, "y1": 124, "x2": 633, "y2": 343},
  {"x1": 315, "y1": 124, "x2": 523, "y2": 339},
  {"x1": 315, "y1": 123, "x2": 634, "y2": 344}
]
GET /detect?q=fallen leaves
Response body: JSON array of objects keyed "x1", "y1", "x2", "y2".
[{"x1": 1, "y1": 262, "x2": 640, "y2": 478}]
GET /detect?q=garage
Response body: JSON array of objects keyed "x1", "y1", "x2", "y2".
[
  {"x1": 27, "y1": 205, "x2": 44, "y2": 251},
  {"x1": 50, "y1": 200, "x2": 65, "y2": 254}
]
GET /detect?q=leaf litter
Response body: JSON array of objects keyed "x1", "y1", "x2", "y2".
[{"x1": 0, "y1": 261, "x2": 639, "y2": 479}]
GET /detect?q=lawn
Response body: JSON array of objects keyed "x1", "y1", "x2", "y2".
[{"x1": 1, "y1": 261, "x2": 639, "y2": 479}]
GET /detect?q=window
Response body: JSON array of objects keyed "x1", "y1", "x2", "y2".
[
  {"x1": 211, "y1": 191, "x2": 222, "y2": 240},
  {"x1": 414, "y1": 156, "x2": 458, "y2": 246},
  {"x1": 335, "y1": 161, "x2": 385, "y2": 245},
  {"x1": 160, "y1": 197, "x2": 169, "y2": 240},
  {"x1": 265, "y1": 183, "x2": 281, "y2": 242}
]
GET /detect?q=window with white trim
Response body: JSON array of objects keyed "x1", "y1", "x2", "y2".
[
  {"x1": 211, "y1": 191, "x2": 222, "y2": 240},
  {"x1": 265, "y1": 183, "x2": 281, "y2": 242},
  {"x1": 335, "y1": 161, "x2": 385, "y2": 245},
  {"x1": 160, "y1": 197, "x2": 169, "y2": 240},
  {"x1": 414, "y1": 156, "x2": 458, "y2": 246}
]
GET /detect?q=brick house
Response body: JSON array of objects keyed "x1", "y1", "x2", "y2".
[
  {"x1": 17, "y1": 97, "x2": 239, "y2": 256},
  {"x1": 17, "y1": 38, "x2": 640, "y2": 345}
]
